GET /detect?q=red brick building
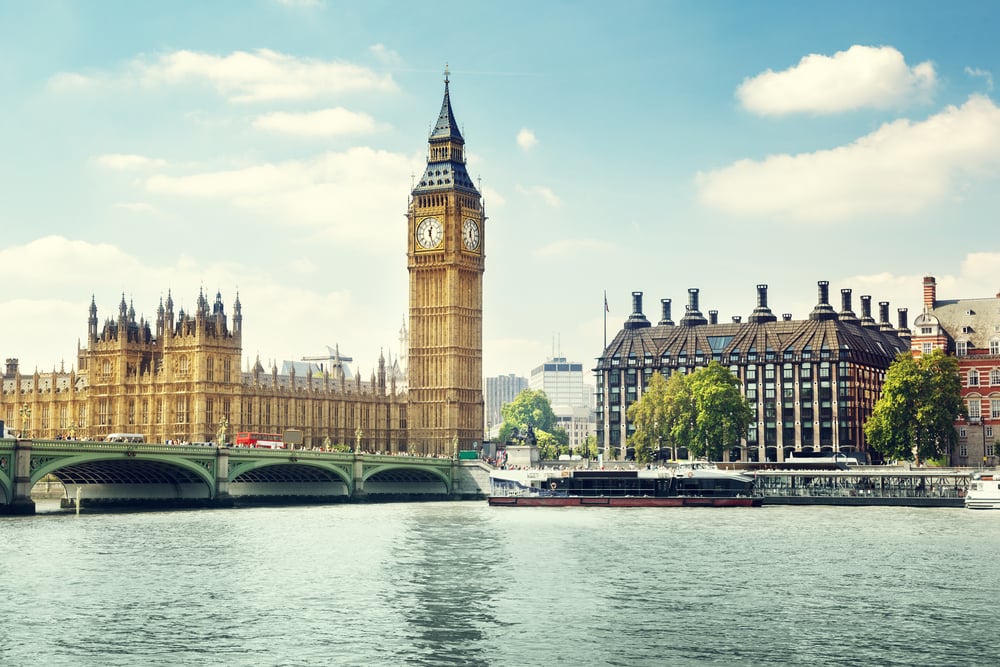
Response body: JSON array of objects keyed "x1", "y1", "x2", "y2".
[{"x1": 910, "y1": 276, "x2": 1000, "y2": 466}]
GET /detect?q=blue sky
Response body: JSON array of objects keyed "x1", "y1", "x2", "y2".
[{"x1": 2, "y1": 0, "x2": 1000, "y2": 382}]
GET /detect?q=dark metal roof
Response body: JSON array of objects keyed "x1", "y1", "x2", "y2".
[
  {"x1": 598, "y1": 309, "x2": 908, "y2": 370},
  {"x1": 430, "y1": 78, "x2": 463, "y2": 143},
  {"x1": 413, "y1": 75, "x2": 479, "y2": 195}
]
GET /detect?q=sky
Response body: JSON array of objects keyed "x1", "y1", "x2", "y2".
[{"x1": 2, "y1": 0, "x2": 1000, "y2": 384}]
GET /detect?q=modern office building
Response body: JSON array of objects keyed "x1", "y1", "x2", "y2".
[
  {"x1": 911, "y1": 276, "x2": 1000, "y2": 466},
  {"x1": 595, "y1": 282, "x2": 910, "y2": 462},
  {"x1": 485, "y1": 374, "x2": 528, "y2": 432},
  {"x1": 530, "y1": 357, "x2": 595, "y2": 449}
]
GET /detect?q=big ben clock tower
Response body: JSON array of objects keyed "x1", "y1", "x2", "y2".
[{"x1": 407, "y1": 69, "x2": 485, "y2": 456}]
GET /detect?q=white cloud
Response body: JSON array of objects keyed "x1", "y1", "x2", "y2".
[
  {"x1": 481, "y1": 185, "x2": 506, "y2": 207},
  {"x1": 839, "y1": 252, "x2": 1000, "y2": 322},
  {"x1": 737, "y1": 45, "x2": 936, "y2": 115},
  {"x1": 535, "y1": 238, "x2": 611, "y2": 258},
  {"x1": 369, "y1": 43, "x2": 402, "y2": 66},
  {"x1": 515, "y1": 184, "x2": 561, "y2": 207},
  {"x1": 517, "y1": 128, "x2": 538, "y2": 151},
  {"x1": 52, "y1": 49, "x2": 396, "y2": 103},
  {"x1": 0, "y1": 236, "x2": 374, "y2": 372},
  {"x1": 97, "y1": 153, "x2": 167, "y2": 170},
  {"x1": 696, "y1": 95, "x2": 1000, "y2": 222},
  {"x1": 253, "y1": 107, "x2": 382, "y2": 136},
  {"x1": 144, "y1": 147, "x2": 415, "y2": 242},
  {"x1": 966, "y1": 66, "x2": 995, "y2": 92}
]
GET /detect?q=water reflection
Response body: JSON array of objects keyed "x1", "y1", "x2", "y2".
[{"x1": 385, "y1": 504, "x2": 506, "y2": 666}]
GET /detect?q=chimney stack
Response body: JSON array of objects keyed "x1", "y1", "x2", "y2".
[
  {"x1": 896, "y1": 308, "x2": 911, "y2": 337},
  {"x1": 709, "y1": 310, "x2": 718, "y2": 325},
  {"x1": 923, "y1": 276, "x2": 937, "y2": 311},
  {"x1": 859, "y1": 295, "x2": 877, "y2": 329},
  {"x1": 625, "y1": 291, "x2": 651, "y2": 330},
  {"x1": 839, "y1": 288, "x2": 859, "y2": 323},
  {"x1": 748, "y1": 284, "x2": 778, "y2": 324},
  {"x1": 809, "y1": 280, "x2": 838, "y2": 321},
  {"x1": 659, "y1": 298, "x2": 674, "y2": 326},
  {"x1": 679, "y1": 288, "x2": 708, "y2": 326},
  {"x1": 782, "y1": 313, "x2": 792, "y2": 321},
  {"x1": 878, "y1": 301, "x2": 894, "y2": 331}
]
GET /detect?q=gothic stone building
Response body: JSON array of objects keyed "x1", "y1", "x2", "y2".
[
  {"x1": 2, "y1": 290, "x2": 405, "y2": 450},
  {"x1": 911, "y1": 276, "x2": 1000, "y2": 466},
  {"x1": 596, "y1": 282, "x2": 911, "y2": 462},
  {"x1": 2, "y1": 75, "x2": 485, "y2": 456}
]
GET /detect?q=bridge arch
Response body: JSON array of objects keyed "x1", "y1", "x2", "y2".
[
  {"x1": 363, "y1": 462, "x2": 451, "y2": 495},
  {"x1": 228, "y1": 460, "x2": 353, "y2": 499},
  {"x1": 31, "y1": 453, "x2": 216, "y2": 501}
]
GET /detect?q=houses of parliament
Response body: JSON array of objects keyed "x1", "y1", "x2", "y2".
[{"x1": 0, "y1": 74, "x2": 486, "y2": 456}]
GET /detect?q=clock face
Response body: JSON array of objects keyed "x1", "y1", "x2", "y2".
[
  {"x1": 416, "y1": 217, "x2": 443, "y2": 249},
  {"x1": 462, "y1": 219, "x2": 480, "y2": 251}
]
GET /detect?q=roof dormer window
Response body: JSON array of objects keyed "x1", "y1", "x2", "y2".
[{"x1": 957, "y1": 340, "x2": 968, "y2": 356}]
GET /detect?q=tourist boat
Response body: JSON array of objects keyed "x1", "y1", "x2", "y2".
[
  {"x1": 965, "y1": 471, "x2": 1000, "y2": 510},
  {"x1": 488, "y1": 462, "x2": 762, "y2": 507}
]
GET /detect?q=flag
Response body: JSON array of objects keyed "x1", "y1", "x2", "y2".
[{"x1": 604, "y1": 290, "x2": 609, "y2": 313}]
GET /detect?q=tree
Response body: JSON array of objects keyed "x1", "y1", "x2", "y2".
[
  {"x1": 626, "y1": 371, "x2": 671, "y2": 464},
  {"x1": 627, "y1": 363, "x2": 752, "y2": 463},
  {"x1": 689, "y1": 362, "x2": 754, "y2": 461},
  {"x1": 497, "y1": 389, "x2": 568, "y2": 456},
  {"x1": 865, "y1": 350, "x2": 964, "y2": 464},
  {"x1": 663, "y1": 371, "x2": 697, "y2": 458}
]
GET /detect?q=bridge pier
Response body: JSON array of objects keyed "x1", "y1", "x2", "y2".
[
  {"x1": 9, "y1": 440, "x2": 36, "y2": 515},
  {"x1": 214, "y1": 446, "x2": 234, "y2": 507},
  {"x1": 352, "y1": 454, "x2": 367, "y2": 501}
]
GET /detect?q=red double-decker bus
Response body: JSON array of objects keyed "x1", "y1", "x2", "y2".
[{"x1": 234, "y1": 432, "x2": 285, "y2": 448}]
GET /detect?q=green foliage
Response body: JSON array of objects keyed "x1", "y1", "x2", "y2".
[
  {"x1": 865, "y1": 350, "x2": 964, "y2": 463},
  {"x1": 627, "y1": 363, "x2": 753, "y2": 463},
  {"x1": 497, "y1": 389, "x2": 568, "y2": 449},
  {"x1": 626, "y1": 371, "x2": 671, "y2": 464},
  {"x1": 690, "y1": 362, "x2": 754, "y2": 461}
]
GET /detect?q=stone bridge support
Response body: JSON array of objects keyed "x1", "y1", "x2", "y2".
[
  {"x1": 10, "y1": 440, "x2": 36, "y2": 515},
  {"x1": 352, "y1": 454, "x2": 366, "y2": 500},
  {"x1": 214, "y1": 446, "x2": 233, "y2": 507}
]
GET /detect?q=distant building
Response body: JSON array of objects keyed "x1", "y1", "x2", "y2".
[
  {"x1": 595, "y1": 282, "x2": 910, "y2": 462},
  {"x1": 484, "y1": 374, "x2": 528, "y2": 431},
  {"x1": 911, "y1": 276, "x2": 1000, "y2": 466},
  {"x1": 529, "y1": 357, "x2": 595, "y2": 449}
]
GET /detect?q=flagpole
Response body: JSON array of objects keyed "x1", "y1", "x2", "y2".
[{"x1": 603, "y1": 290, "x2": 608, "y2": 351}]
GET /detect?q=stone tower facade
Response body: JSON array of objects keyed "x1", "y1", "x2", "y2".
[{"x1": 407, "y1": 71, "x2": 485, "y2": 455}]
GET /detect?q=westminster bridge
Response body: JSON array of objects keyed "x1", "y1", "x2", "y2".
[{"x1": 0, "y1": 439, "x2": 491, "y2": 514}]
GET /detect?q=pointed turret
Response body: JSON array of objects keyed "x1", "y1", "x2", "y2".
[
  {"x1": 89, "y1": 295, "x2": 99, "y2": 341},
  {"x1": 413, "y1": 67, "x2": 479, "y2": 195}
]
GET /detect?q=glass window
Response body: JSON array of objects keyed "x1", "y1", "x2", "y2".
[
  {"x1": 991, "y1": 368, "x2": 1000, "y2": 386},
  {"x1": 969, "y1": 369, "x2": 979, "y2": 387},
  {"x1": 992, "y1": 399, "x2": 1000, "y2": 419},
  {"x1": 968, "y1": 400, "x2": 981, "y2": 419},
  {"x1": 991, "y1": 338, "x2": 1000, "y2": 355},
  {"x1": 957, "y1": 340, "x2": 968, "y2": 356},
  {"x1": 922, "y1": 342, "x2": 932, "y2": 355}
]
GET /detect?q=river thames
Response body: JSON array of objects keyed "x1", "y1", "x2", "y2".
[{"x1": 2, "y1": 501, "x2": 997, "y2": 666}]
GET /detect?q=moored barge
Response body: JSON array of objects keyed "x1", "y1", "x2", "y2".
[{"x1": 488, "y1": 464, "x2": 761, "y2": 507}]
